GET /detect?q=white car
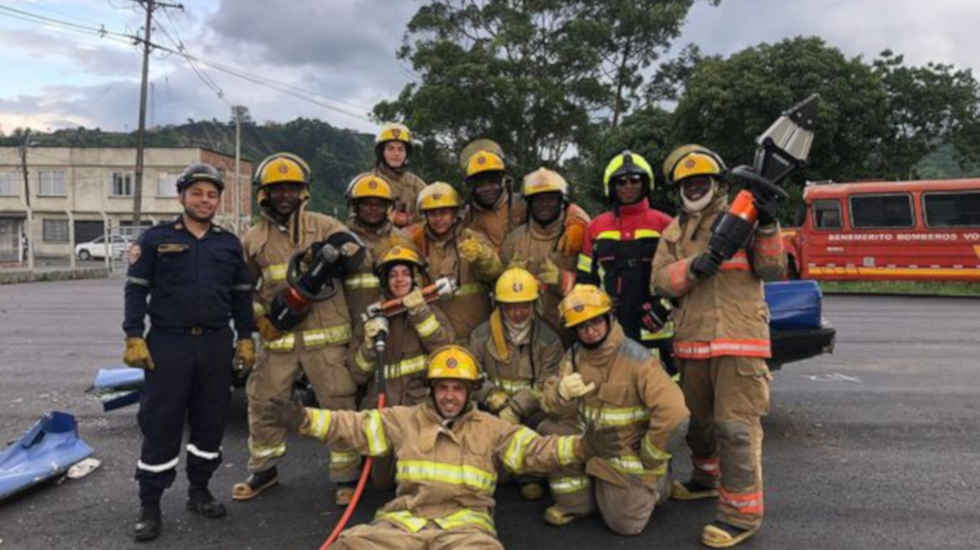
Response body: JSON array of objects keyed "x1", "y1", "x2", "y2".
[{"x1": 75, "y1": 235, "x2": 131, "y2": 261}]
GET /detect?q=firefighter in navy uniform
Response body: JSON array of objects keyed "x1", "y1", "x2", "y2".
[
  {"x1": 576, "y1": 151, "x2": 676, "y2": 374},
  {"x1": 122, "y1": 163, "x2": 256, "y2": 542}
]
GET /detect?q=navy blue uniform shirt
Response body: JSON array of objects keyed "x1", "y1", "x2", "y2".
[{"x1": 123, "y1": 216, "x2": 255, "y2": 338}]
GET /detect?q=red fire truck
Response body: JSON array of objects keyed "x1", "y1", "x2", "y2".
[{"x1": 781, "y1": 178, "x2": 980, "y2": 280}]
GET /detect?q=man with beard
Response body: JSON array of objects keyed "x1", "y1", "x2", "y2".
[
  {"x1": 371, "y1": 122, "x2": 427, "y2": 228},
  {"x1": 651, "y1": 145, "x2": 786, "y2": 548},
  {"x1": 122, "y1": 163, "x2": 255, "y2": 542},
  {"x1": 342, "y1": 174, "x2": 414, "y2": 342},
  {"x1": 501, "y1": 168, "x2": 586, "y2": 339},
  {"x1": 233, "y1": 153, "x2": 366, "y2": 507},
  {"x1": 540, "y1": 284, "x2": 689, "y2": 534},
  {"x1": 259, "y1": 344, "x2": 620, "y2": 549},
  {"x1": 576, "y1": 151, "x2": 677, "y2": 375}
]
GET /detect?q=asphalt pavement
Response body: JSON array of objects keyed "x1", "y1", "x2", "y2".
[{"x1": 0, "y1": 278, "x2": 977, "y2": 550}]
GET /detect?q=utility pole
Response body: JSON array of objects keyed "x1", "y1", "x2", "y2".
[
  {"x1": 18, "y1": 129, "x2": 34, "y2": 270},
  {"x1": 132, "y1": 0, "x2": 183, "y2": 225},
  {"x1": 234, "y1": 109, "x2": 241, "y2": 234}
]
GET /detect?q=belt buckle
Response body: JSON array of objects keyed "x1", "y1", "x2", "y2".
[{"x1": 190, "y1": 327, "x2": 203, "y2": 336}]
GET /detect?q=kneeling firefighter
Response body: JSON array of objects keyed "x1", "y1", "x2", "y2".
[
  {"x1": 234, "y1": 152, "x2": 367, "y2": 506},
  {"x1": 541, "y1": 284, "x2": 690, "y2": 534},
  {"x1": 352, "y1": 245, "x2": 455, "y2": 488},
  {"x1": 259, "y1": 344, "x2": 620, "y2": 550}
]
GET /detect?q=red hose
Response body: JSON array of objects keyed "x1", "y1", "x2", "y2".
[{"x1": 319, "y1": 393, "x2": 386, "y2": 549}]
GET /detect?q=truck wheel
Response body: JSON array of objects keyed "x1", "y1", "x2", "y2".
[{"x1": 78, "y1": 250, "x2": 91, "y2": 261}]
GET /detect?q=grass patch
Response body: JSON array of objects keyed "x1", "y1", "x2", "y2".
[{"x1": 819, "y1": 280, "x2": 980, "y2": 297}]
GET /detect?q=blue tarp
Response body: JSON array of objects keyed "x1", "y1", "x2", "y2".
[
  {"x1": 90, "y1": 366, "x2": 145, "y2": 411},
  {"x1": 0, "y1": 411, "x2": 94, "y2": 501}
]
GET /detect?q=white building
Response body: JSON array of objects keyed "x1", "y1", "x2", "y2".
[{"x1": 0, "y1": 147, "x2": 253, "y2": 263}]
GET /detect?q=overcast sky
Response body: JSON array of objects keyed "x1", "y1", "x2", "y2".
[{"x1": 1, "y1": 0, "x2": 978, "y2": 136}]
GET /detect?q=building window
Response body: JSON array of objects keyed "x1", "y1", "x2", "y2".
[
  {"x1": 38, "y1": 170, "x2": 66, "y2": 196},
  {"x1": 111, "y1": 172, "x2": 133, "y2": 196},
  {"x1": 850, "y1": 194, "x2": 915, "y2": 228},
  {"x1": 0, "y1": 172, "x2": 18, "y2": 196},
  {"x1": 156, "y1": 173, "x2": 178, "y2": 197},
  {"x1": 923, "y1": 191, "x2": 980, "y2": 227},
  {"x1": 43, "y1": 219, "x2": 69, "y2": 242}
]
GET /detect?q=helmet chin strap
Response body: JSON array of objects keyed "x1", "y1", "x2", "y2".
[{"x1": 681, "y1": 181, "x2": 717, "y2": 213}]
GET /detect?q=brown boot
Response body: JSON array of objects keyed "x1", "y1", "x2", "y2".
[
  {"x1": 701, "y1": 520, "x2": 758, "y2": 548},
  {"x1": 231, "y1": 467, "x2": 279, "y2": 501}
]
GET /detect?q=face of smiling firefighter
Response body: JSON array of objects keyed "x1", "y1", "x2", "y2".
[{"x1": 433, "y1": 379, "x2": 468, "y2": 418}]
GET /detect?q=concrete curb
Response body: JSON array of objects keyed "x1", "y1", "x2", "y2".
[{"x1": 0, "y1": 267, "x2": 112, "y2": 285}]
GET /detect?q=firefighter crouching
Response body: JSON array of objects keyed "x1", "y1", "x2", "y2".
[
  {"x1": 258, "y1": 345, "x2": 620, "y2": 550},
  {"x1": 651, "y1": 145, "x2": 786, "y2": 548},
  {"x1": 469, "y1": 267, "x2": 569, "y2": 501},
  {"x1": 500, "y1": 168, "x2": 587, "y2": 340},
  {"x1": 343, "y1": 174, "x2": 414, "y2": 342},
  {"x1": 371, "y1": 122, "x2": 427, "y2": 228},
  {"x1": 233, "y1": 153, "x2": 366, "y2": 506},
  {"x1": 122, "y1": 163, "x2": 255, "y2": 542},
  {"x1": 410, "y1": 182, "x2": 503, "y2": 341},
  {"x1": 352, "y1": 245, "x2": 455, "y2": 488},
  {"x1": 541, "y1": 284, "x2": 690, "y2": 535}
]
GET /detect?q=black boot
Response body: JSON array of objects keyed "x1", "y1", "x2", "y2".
[
  {"x1": 187, "y1": 486, "x2": 227, "y2": 518},
  {"x1": 132, "y1": 504, "x2": 162, "y2": 542},
  {"x1": 231, "y1": 467, "x2": 279, "y2": 501}
]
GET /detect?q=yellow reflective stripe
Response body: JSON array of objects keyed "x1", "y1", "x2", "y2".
[
  {"x1": 414, "y1": 314, "x2": 440, "y2": 338},
  {"x1": 496, "y1": 378, "x2": 533, "y2": 394},
  {"x1": 385, "y1": 355, "x2": 427, "y2": 379},
  {"x1": 557, "y1": 436, "x2": 578, "y2": 466},
  {"x1": 126, "y1": 276, "x2": 151, "y2": 287},
  {"x1": 641, "y1": 433, "x2": 671, "y2": 466},
  {"x1": 609, "y1": 454, "x2": 646, "y2": 474},
  {"x1": 376, "y1": 510, "x2": 428, "y2": 533},
  {"x1": 581, "y1": 404, "x2": 650, "y2": 427},
  {"x1": 455, "y1": 282, "x2": 484, "y2": 296},
  {"x1": 265, "y1": 333, "x2": 296, "y2": 351},
  {"x1": 304, "y1": 409, "x2": 331, "y2": 440},
  {"x1": 502, "y1": 427, "x2": 538, "y2": 472},
  {"x1": 355, "y1": 348, "x2": 374, "y2": 373},
  {"x1": 395, "y1": 460, "x2": 497, "y2": 494},
  {"x1": 330, "y1": 449, "x2": 360, "y2": 466},
  {"x1": 248, "y1": 440, "x2": 286, "y2": 459},
  {"x1": 433, "y1": 509, "x2": 496, "y2": 534},
  {"x1": 252, "y1": 301, "x2": 266, "y2": 318},
  {"x1": 549, "y1": 475, "x2": 591, "y2": 494},
  {"x1": 363, "y1": 410, "x2": 390, "y2": 456},
  {"x1": 577, "y1": 253, "x2": 592, "y2": 272},
  {"x1": 302, "y1": 324, "x2": 352, "y2": 346},
  {"x1": 262, "y1": 263, "x2": 288, "y2": 283},
  {"x1": 595, "y1": 230, "x2": 621, "y2": 240},
  {"x1": 634, "y1": 229, "x2": 661, "y2": 239},
  {"x1": 640, "y1": 321, "x2": 674, "y2": 340},
  {"x1": 344, "y1": 273, "x2": 380, "y2": 290}
]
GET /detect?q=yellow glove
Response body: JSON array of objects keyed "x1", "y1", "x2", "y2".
[
  {"x1": 498, "y1": 407, "x2": 521, "y2": 425},
  {"x1": 537, "y1": 258, "x2": 560, "y2": 286},
  {"x1": 123, "y1": 337, "x2": 155, "y2": 371},
  {"x1": 364, "y1": 316, "x2": 389, "y2": 347},
  {"x1": 256, "y1": 316, "x2": 283, "y2": 342},
  {"x1": 557, "y1": 373, "x2": 595, "y2": 401},
  {"x1": 402, "y1": 287, "x2": 426, "y2": 314},
  {"x1": 234, "y1": 339, "x2": 255, "y2": 374},
  {"x1": 484, "y1": 389, "x2": 510, "y2": 413},
  {"x1": 458, "y1": 237, "x2": 491, "y2": 264},
  {"x1": 557, "y1": 209, "x2": 588, "y2": 256}
]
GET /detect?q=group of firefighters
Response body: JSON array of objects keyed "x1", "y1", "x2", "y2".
[{"x1": 122, "y1": 121, "x2": 787, "y2": 549}]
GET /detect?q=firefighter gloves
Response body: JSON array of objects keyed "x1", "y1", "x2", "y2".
[
  {"x1": 123, "y1": 337, "x2": 155, "y2": 371},
  {"x1": 401, "y1": 287, "x2": 426, "y2": 314},
  {"x1": 458, "y1": 237, "x2": 493, "y2": 264},
  {"x1": 484, "y1": 389, "x2": 511, "y2": 413},
  {"x1": 557, "y1": 373, "x2": 596, "y2": 400},
  {"x1": 234, "y1": 339, "x2": 256, "y2": 375},
  {"x1": 364, "y1": 316, "x2": 390, "y2": 346},
  {"x1": 583, "y1": 424, "x2": 620, "y2": 459},
  {"x1": 691, "y1": 252, "x2": 722, "y2": 279},
  {"x1": 262, "y1": 398, "x2": 307, "y2": 433},
  {"x1": 498, "y1": 407, "x2": 521, "y2": 425},
  {"x1": 256, "y1": 316, "x2": 284, "y2": 342}
]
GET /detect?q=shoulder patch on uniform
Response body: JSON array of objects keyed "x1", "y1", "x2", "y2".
[{"x1": 127, "y1": 243, "x2": 141, "y2": 264}]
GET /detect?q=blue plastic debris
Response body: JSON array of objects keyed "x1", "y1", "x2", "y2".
[
  {"x1": 0, "y1": 411, "x2": 94, "y2": 501},
  {"x1": 90, "y1": 366, "x2": 145, "y2": 411}
]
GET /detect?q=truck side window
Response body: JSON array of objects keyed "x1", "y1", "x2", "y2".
[
  {"x1": 850, "y1": 194, "x2": 914, "y2": 228},
  {"x1": 923, "y1": 191, "x2": 980, "y2": 227},
  {"x1": 812, "y1": 199, "x2": 841, "y2": 229}
]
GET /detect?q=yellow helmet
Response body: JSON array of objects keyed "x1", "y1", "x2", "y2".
[
  {"x1": 602, "y1": 150, "x2": 653, "y2": 199},
  {"x1": 253, "y1": 152, "x2": 312, "y2": 205},
  {"x1": 559, "y1": 284, "x2": 613, "y2": 328},
  {"x1": 494, "y1": 267, "x2": 539, "y2": 303},
  {"x1": 417, "y1": 182, "x2": 462, "y2": 212},
  {"x1": 522, "y1": 167, "x2": 568, "y2": 199},
  {"x1": 465, "y1": 150, "x2": 506, "y2": 181},
  {"x1": 375, "y1": 122, "x2": 413, "y2": 146},
  {"x1": 426, "y1": 344, "x2": 481, "y2": 382},
  {"x1": 663, "y1": 144, "x2": 726, "y2": 185},
  {"x1": 346, "y1": 173, "x2": 393, "y2": 201},
  {"x1": 377, "y1": 245, "x2": 425, "y2": 272}
]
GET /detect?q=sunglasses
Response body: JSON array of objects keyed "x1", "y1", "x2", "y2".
[{"x1": 613, "y1": 174, "x2": 645, "y2": 186}]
